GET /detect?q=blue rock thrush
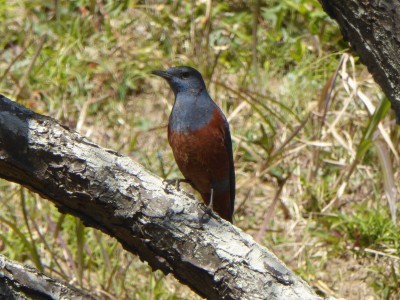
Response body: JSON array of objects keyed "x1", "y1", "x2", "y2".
[{"x1": 152, "y1": 66, "x2": 235, "y2": 222}]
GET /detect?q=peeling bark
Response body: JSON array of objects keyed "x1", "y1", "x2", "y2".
[
  {"x1": 0, "y1": 95, "x2": 321, "y2": 300},
  {"x1": 0, "y1": 254, "x2": 95, "y2": 300},
  {"x1": 318, "y1": 0, "x2": 400, "y2": 122}
]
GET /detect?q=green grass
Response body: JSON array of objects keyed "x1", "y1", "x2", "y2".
[{"x1": 0, "y1": 0, "x2": 399, "y2": 299}]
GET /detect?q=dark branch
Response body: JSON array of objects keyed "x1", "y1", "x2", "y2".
[
  {"x1": 318, "y1": 0, "x2": 400, "y2": 122},
  {"x1": 0, "y1": 95, "x2": 321, "y2": 300},
  {"x1": 0, "y1": 254, "x2": 95, "y2": 300}
]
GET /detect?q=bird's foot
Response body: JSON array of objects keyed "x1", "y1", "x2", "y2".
[
  {"x1": 163, "y1": 178, "x2": 192, "y2": 191},
  {"x1": 200, "y1": 188, "x2": 214, "y2": 223},
  {"x1": 200, "y1": 207, "x2": 212, "y2": 223}
]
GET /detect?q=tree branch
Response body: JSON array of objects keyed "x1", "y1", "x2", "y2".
[
  {"x1": 0, "y1": 95, "x2": 321, "y2": 300},
  {"x1": 0, "y1": 254, "x2": 95, "y2": 300},
  {"x1": 318, "y1": 0, "x2": 400, "y2": 122}
]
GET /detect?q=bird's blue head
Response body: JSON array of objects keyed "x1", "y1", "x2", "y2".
[{"x1": 151, "y1": 66, "x2": 206, "y2": 96}]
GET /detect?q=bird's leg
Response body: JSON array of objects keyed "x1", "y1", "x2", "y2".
[
  {"x1": 208, "y1": 188, "x2": 214, "y2": 210},
  {"x1": 163, "y1": 178, "x2": 192, "y2": 191}
]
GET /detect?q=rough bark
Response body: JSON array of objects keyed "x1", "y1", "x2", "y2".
[
  {"x1": 318, "y1": 0, "x2": 400, "y2": 122},
  {"x1": 0, "y1": 94, "x2": 321, "y2": 300},
  {"x1": 0, "y1": 254, "x2": 95, "y2": 300}
]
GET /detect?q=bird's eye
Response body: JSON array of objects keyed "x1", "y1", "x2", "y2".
[{"x1": 181, "y1": 72, "x2": 190, "y2": 79}]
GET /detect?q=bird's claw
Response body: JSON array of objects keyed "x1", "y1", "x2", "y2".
[
  {"x1": 200, "y1": 205, "x2": 213, "y2": 223},
  {"x1": 197, "y1": 199, "x2": 215, "y2": 224},
  {"x1": 163, "y1": 178, "x2": 191, "y2": 191}
]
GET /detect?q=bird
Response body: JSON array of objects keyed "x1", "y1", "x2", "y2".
[{"x1": 152, "y1": 66, "x2": 235, "y2": 223}]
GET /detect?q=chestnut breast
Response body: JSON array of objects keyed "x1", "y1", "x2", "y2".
[{"x1": 168, "y1": 108, "x2": 231, "y2": 194}]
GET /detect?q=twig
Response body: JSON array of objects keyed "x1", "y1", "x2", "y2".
[
  {"x1": 255, "y1": 174, "x2": 290, "y2": 243},
  {"x1": 14, "y1": 35, "x2": 47, "y2": 98},
  {"x1": 0, "y1": 41, "x2": 32, "y2": 83}
]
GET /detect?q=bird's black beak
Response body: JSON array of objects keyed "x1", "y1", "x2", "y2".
[{"x1": 151, "y1": 70, "x2": 173, "y2": 80}]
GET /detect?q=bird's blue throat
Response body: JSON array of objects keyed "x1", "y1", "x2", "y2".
[{"x1": 169, "y1": 91, "x2": 216, "y2": 132}]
